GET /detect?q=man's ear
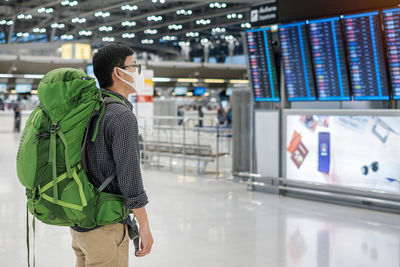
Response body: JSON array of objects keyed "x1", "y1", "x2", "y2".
[{"x1": 113, "y1": 67, "x2": 121, "y2": 79}]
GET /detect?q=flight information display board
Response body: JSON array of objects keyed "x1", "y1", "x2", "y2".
[
  {"x1": 246, "y1": 28, "x2": 280, "y2": 102},
  {"x1": 279, "y1": 22, "x2": 317, "y2": 101},
  {"x1": 343, "y1": 11, "x2": 390, "y2": 100},
  {"x1": 383, "y1": 7, "x2": 400, "y2": 100},
  {"x1": 308, "y1": 17, "x2": 351, "y2": 101}
]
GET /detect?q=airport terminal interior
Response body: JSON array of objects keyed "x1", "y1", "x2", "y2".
[{"x1": 2, "y1": 0, "x2": 400, "y2": 266}]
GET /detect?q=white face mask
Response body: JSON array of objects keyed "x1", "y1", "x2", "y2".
[{"x1": 117, "y1": 67, "x2": 144, "y2": 93}]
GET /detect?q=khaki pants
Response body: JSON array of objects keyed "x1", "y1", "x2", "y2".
[{"x1": 70, "y1": 223, "x2": 129, "y2": 267}]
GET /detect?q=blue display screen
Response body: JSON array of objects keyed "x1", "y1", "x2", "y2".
[
  {"x1": 279, "y1": 22, "x2": 317, "y2": 101},
  {"x1": 86, "y1": 64, "x2": 100, "y2": 88},
  {"x1": 343, "y1": 11, "x2": 390, "y2": 100},
  {"x1": 308, "y1": 17, "x2": 351, "y2": 101},
  {"x1": 246, "y1": 28, "x2": 280, "y2": 102},
  {"x1": 383, "y1": 8, "x2": 400, "y2": 100},
  {"x1": 86, "y1": 64, "x2": 94, "y2": 76},
  {"x1": 193, "y1": 87, "x2": 207, "y2": 96},
  {"x1": 15, "y1": 83, "x2": 32, "y2": 93},
  {"x1": 0, "y1": 83, "x2": 6, "y2": 93}
]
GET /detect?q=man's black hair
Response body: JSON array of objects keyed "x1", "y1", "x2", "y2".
[{"x1": 92, "y1": 44, "x2": 134, "y2": 89}]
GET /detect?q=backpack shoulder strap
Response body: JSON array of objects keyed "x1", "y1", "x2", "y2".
[{"x1": 80, "y1": 95, "x2": 129, "y2": 184}]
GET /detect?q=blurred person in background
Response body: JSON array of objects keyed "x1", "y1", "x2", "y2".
[{"x1": 13, "y1": 98, "x2": 22, "y2": 132}]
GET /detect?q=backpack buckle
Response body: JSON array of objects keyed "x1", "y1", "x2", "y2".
[
  {"x1": 50, "y1": 123, "x2": 60, "y2": 133},
  {"x1": 27, "y1": 187, "x2": 40, "y2": 201}
]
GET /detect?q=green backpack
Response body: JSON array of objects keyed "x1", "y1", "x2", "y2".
[{"x1": 16, "y1": 68, "x2": 130, "y2": 230}]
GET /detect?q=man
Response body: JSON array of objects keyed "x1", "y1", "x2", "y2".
[{"x1": 70, "y1": 44, "x2": 153, "y2": 267}]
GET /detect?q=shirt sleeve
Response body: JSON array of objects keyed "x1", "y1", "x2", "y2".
[{"x1": 107, "y1": 110, "x2": 148, "y2": 209}]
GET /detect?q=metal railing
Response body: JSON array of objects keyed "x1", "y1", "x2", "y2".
[{"x1": 137, "y1": 115, "x2": 232, "y2": 178}]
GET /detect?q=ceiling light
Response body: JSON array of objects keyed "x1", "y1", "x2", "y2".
[
  {"x1": 39, "y1": 7, "x2": 54, "y2": 13},
  {"x1": 144, "y1": 29, "x2": 157, "y2": 35},
  {"x1": 61, "y1": 34, "x2": 74, "y2": 40},
  {"x1": 186, "y1": 32, "x2": 199, "y2": 37},
  {"x1": 176, "y1": 9, "x2": 192, "y2": 15},
  {"x1": 102, "y1": 37, "x2": 115, "y2": 42},
  {"x1": 147, "y1": 15, "x2": 163, "y2": 22},
  {"x1": 162, "y1": 35, "x2": 177, "y2": 41},
  {"x1": 204, "y1": 79, "x2": 225, "y2": 83},
  {"x1": 230, "y1": 79, "x2": 249, "y2": 84},
  {"x1": 211, "y1": 27, "x2": 226, "y2": 33},
  {"x1": 121, "y1": 21, "x2": 136, "y2": 27},
  {"x1": 178, "y1": 41, "x2": 190, "y2": 46},
  {"x1": 17, "y1": 14, "x2": 32, "y2": 20},
  {"x1": 0, "y1": 20, "x2": 13, "y2": 26},
  {"x1": 227, "y1": 13, "x2": 243, "y2": 19},
  {"x1": 99, "y1": 26, "x2": 113, "y2": 32},
  {"x1": 152, "y1": 77, "x2": 171, "y2": 82},
  {"x1": 196, "y1": 19, "x2": 211, "y2": 25},
  {"x1": 24, "y1": 74, "x2": 44, "y2": 79},
  {"x1": 122, "y1": 33, "x2": 136, "y2": 38},
  {"x1": 71, "y1": 17, "x2": 86, "y2": 23},
  {"x1": 51, "y1": 23, "x2": 65, "y2": 29},
  {"x1": 225, "y1": 35, "x2": 234, "y2": 41},
  {"x1": 201, "y1": 38, "x2": 209, "y2": 45},
  {"x1": 152, "y1": 0, "x2": 166, "y2": 3},
  {"x1": 121, "y1": 4, "x2": 138, "y2": 11},
  {"x1": 177, "y1": 78, "x2": 199, "y2": 83},
  {"x1": 79, "y1": 30, "x2": 92, "y2": 36},
  {"x1": 142, "y1": 39, "x2": 154, "y2": 44},
  {"x1": 168, "y1": 24, "x2": 183, "y2": 30},
  {"x1": 33, "y1": 27, "x2": 46, "y2": 33},
  {"x1": 241, "y1": 23, "x2": 251, "y2": 29},
  {"x1": 209, "y1": 2, "x2": 226, "y2": 8},
  {"x1": 16, "y1": 32, "x2": 29, "y2": 37},
  {"x1": 94, "y1": 11, "x2": 110, "y2": 17},
  {"x1": 61, "y1": 0, "x2": 78, "y2": 6}
]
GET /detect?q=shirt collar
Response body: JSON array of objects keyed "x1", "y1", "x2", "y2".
[{"x1": 101, "y1": 89, "x2": 133, "y2": 111}]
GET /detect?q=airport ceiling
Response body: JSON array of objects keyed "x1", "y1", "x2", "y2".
[{"x1": 0, "y1": 0, "x2": 260, "y2": 55}]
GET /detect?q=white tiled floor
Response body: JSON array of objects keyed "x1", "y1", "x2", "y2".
[{"x1": 2, "y1": 132, "x2": 400, "y2": 267}]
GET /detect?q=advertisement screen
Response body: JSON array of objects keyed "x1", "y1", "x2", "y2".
[
  {"x1": 286, "y1": 114, "x2": 400, "y2": 194},
  {"x1": 15, "y1": 83, "x2": 32, "y2": 93},
  {"x1": 0, "y1": 83, "x2": 6, "y2": 93},
  {"x1": 174, "y1": 87, "x2": 188, "y2": 96},
  {"x1": 193, "y1": 87, "x2": 206, "y2": 96}
]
